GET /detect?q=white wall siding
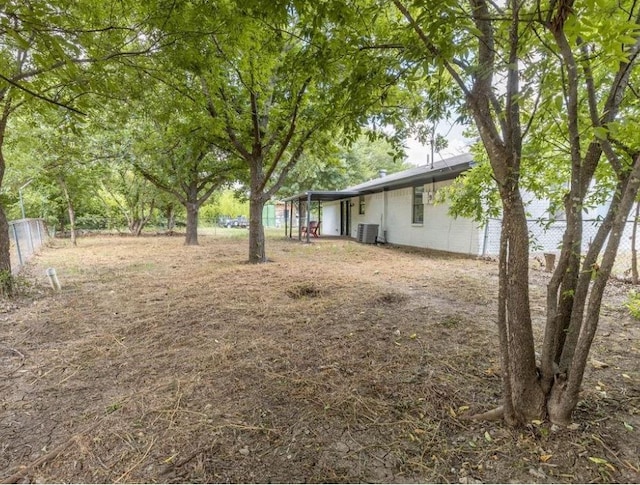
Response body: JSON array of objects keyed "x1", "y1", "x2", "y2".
[
  {"x1": 344, "y1": 181, "x2": 481, "y2": 255},
  {"x1": 350, "y1": 192, "x2": 385, "y2": 239},
  {"x1": 382, "y1": 183, "x2": 480, "y2": 255}
]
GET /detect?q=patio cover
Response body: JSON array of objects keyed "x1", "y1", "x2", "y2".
[
  {"x1": 282, "y1": 190, "x2": 360, "y2": 203},
  {"x1": 282, "y1": 190, "x2": 359, "y2": 242}
]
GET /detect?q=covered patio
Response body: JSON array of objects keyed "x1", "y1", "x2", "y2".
[{"x1": 282, "y1": 190, "x2": 358, "y2": 242}]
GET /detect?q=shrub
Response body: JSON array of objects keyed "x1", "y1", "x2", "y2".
[{"x1": 624, "y1": 290, "x2": 640, "y2": 319}]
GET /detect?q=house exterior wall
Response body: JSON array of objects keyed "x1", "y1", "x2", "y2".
[
  {"x1": 351, "y1": 192, "x2": 386, "y2": 238},
  {"x1": 315, "y1": 167, "x2": 640, "y2": 278},
  {"x1": 327, "y1": 179, "x2": 482, "y2": 255},
  {"x1": 382, "y1": 181, "x2": 481, "y2": 255}
]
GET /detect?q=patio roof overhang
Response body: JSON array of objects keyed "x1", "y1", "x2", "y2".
[{"x1": 282, "y1": 190, "x2": 360, "y2": 203}]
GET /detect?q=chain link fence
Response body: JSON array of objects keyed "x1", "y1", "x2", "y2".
[
  {"x1": 482, "y1": 217, "x2": 640, "y2": 278},
  {"x1": 9, "y1": 219, "x2": 48, "y2": 274}
]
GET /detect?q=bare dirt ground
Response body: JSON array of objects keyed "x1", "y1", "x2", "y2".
[{"x1": 1, "y1": 232, "x2": 639, "y2": 483}]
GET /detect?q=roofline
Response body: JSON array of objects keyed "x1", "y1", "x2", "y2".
[
  {"x1": 357, "y1": 162, "x2": 472, "y2": 194},
  {"x1": 282, "y1": 153, "x2": 474, "y2": 203},
  {"x1": 282, "y1": 190, "x2": 360, "y2": 203}
]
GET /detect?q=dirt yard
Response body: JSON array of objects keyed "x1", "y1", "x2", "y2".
[{"x1": 1, "y1": 232, "x2": 639, "y2": 483}]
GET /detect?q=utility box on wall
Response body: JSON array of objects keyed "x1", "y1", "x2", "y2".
[{"x1": 357, "y1": 223, "x2": 379, "y2": 244}]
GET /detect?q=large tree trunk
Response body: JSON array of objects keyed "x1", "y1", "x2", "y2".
[
  {"x1": 498, "y1": 188, "x2": 547, "y2": 422},
  {"x1": 185, "y1": 201, "x2": 199, "y2": 245},
  {"x1": 248, "y1": 195, "x2": 266, "y2": 263}
]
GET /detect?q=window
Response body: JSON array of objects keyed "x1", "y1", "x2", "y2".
[
  {"x1": 359, "y1": 195, "x2": 365, "y2": 215},
  {"x1": 412, "y1": 185, "x2": 424, "y2": 224}
]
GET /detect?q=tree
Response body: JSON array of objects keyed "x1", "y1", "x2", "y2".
[
  {"x1": 5, "y1": 108, "x2": 113, "y2": 242},
  {"x1": 0, "y1": 0, "x2": 162, "y2": 283},
  {"x1": 98, "y1": 167, "x2": 158, "y2": 236},
  {"x1": 133, "y1": 1, "x2": 412, "y2": 262},
  {"x1": 388, "y1": 0, "x2": 640, "y2": 424},
  {"x1": 199, "y1": 189, "x2": 250, "y2": 224},
  {"x1": 131, "y1": 121, "x2": 234, "y2": 245},
  {"x1": 0, "y1": 1, "x2": 81, "y2": 280},
  {"x1": 280, "y1": 134, "x2": 412, "y2": 197}
]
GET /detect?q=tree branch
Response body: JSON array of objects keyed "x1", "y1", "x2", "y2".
[
  {"x1": 392, "y1": 0, "x2": 473, "y2": 99},
  {"x1": 134, "y1": 164, "x2": 185, "y2": 205},
  {"x1": 359, "y1": 43, "x2": 405, "y2": 51},
  {"x1": 250, "y1": 88, "x2": 262, "y2": 157},
  {"x1": 0, "y1": 73, "x2": 86, "y2": 115},
  {"x1": 260, "y1": 77, "x2": 311, "y2": 192}
]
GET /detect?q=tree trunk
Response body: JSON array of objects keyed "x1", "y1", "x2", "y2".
[
  {"x1": 59, "y1": 178, "x2": 77, "y2": 247},
  {"x1": 0, "y1": 96, "x2": 14, "y2": 291},
  {"x1": 67, "y1": 201, "x2": 77, "y2": 246},
  {"x1": 0, "y1": 206, "x2": 12, "y2": 294},
  {"x1": 248, "y1": 195, "x2": 267, "y2": 263},
  {"x1": 547, "y1": 161, "x2": 640, "y2": 424},
  {"x1": 166, "y1": 206, "x2": 176, "y2": 232},
  {"x1": 542, "y1": 193, "x2": 583, "y2": 391},
  {"x1": 500, "y1": 191, "x2": 547, "y2": 422},
  {"x1": 128, "y1": 208, "x2": 154, "y2": 237},
  {"x1": 632, "y1": 202, "x2": 639, "y2": 284},
  {"x1": 185, "y1": 202, "x2": 199, "y2": 245},
  {"x1": 129, "y1": 219, "x2": 145, "y2": 237}
]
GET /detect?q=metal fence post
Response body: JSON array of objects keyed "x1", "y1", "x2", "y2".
[
  {"x1": 36, "y1": 219, "x2": 43, "y2": 246},
  {"x1": 11, "y1": 223, "x2": 23, "y2": 267},
  {"x1": 26, "y1": 219, "x2": 34, "y2": 256}
]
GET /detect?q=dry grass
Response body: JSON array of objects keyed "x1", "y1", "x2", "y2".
[{"x1": 0, "y1": 231, "x2": 639, "y2": 483}]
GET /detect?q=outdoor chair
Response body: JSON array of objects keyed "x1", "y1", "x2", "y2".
[{"x1": 302, "y1": 221, "x2": 320, "y2": 238}]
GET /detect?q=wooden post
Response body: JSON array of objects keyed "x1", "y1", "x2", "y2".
[{"x1": 544, "y1": 253, "x2": 556, "y2": 272}]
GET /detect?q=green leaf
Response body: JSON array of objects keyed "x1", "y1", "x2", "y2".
[{"x1": 593, "y1": 126, "x2": 609, "y2": 140}]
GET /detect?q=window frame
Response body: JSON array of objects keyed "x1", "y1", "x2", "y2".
[{"x1": 412, "y1": 185, "x2": 424, "y2": 224}]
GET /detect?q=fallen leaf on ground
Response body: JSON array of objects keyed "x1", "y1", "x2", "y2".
[{"x1": 591, "y1": 359, "x2": 609, "y2": 369}]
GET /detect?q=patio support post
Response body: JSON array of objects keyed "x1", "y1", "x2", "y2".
[
  {"x1": 306, "y1": 192, "x2": 311, "y2": 243},
  {"x1": 289, "y1": 201, "x2": 294, "y2": 238},
  {"x1": 298, "y1": 199, "x2": 302, "y2": 240},
  {"x1": 284, "y1": 201, "x2": 288, "y2": 238}
]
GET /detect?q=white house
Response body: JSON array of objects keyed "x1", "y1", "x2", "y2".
[
  {"x1": 283, "y1": 153, "x2": 486, "y2": 256},
  {"x1": 283, "y1": 153, "x2": 640, "y2": 277}
]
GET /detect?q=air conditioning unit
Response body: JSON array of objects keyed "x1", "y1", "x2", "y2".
[{"x1": 357, "y1": 223, "x2": 379, "y2": 244}]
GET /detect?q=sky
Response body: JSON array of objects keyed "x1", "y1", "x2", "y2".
[{"x1": 404, "y1": 121, "x2": 475, "y2": 166}]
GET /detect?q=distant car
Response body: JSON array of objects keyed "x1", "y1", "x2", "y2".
[
  {"x1": 218, "y1": 216, "x2": 248, "y2": 228},
  {"x1": 218, "y1": 216, "x2": 233, "y2": 228},
  {"x1": 232, "y1": 216, "x2": 249, "y2": 228}
]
